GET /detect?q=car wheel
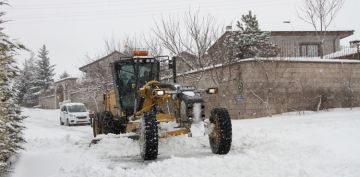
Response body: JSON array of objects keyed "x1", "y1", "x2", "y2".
[
  {"x1": 60, "y1": 118, "x2": 64, "y2": 125},
  {"x1": 66, "y1": 119, "x2": 71, "y2": 126}
]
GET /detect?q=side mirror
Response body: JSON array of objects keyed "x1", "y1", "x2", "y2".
[
  {"x1": 169, "y1": 57, "x2": 174, "y2": 69},
  {"x1": 103, "y1": 93, "x2": 106, "y2": 104}
]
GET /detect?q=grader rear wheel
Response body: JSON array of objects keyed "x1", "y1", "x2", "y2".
[
  {"x1": 209, "y1": 108, "x2": 232, "y2": 154},
  {"x1": 139, "y1": 111, "x2": 159, "y2": 160}
]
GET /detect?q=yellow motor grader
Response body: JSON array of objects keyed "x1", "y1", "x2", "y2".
[{"x1": 91, "y1": 51, "x2": 232, "y2": 160}]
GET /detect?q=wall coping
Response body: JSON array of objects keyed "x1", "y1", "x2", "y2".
[{"x1": 161, "y1": 57, "x2": 360, "y2": 79}]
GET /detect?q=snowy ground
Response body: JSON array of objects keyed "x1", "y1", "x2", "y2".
[{"x1": 9, "y1": 108, "x2": 360, "y2": 177}]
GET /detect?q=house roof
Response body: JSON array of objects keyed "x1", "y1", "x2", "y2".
[
  {"x1": 269, "y1": 30, "x2": 354, "y2": 39},
  {"x1": 79, "y1": 51, "x2": 128, "y2": 71}
]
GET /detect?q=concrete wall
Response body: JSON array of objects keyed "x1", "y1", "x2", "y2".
[
  {"x1": 38, "y1": 56, "x2": 360, "y2": 120},
  {"x1": 173, "y1": 59, "x2": 360, "y2": 119}
]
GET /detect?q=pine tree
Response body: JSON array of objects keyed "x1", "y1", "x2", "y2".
[
  {"x1": 35, "y1": 45, "x2": 55, "y2": 91},
  {"x1": 60, "y1": 71, "x2": 70, "y2": 79},
  {"x1": 225, "y1": 11, "x2": 278, "y2": 60},
  {"x1": 15, "y1": 55, "x2": 39, "y2": 106},
  {"x1": 0, "y1": 2, "x2": 25, "y2": 174}
]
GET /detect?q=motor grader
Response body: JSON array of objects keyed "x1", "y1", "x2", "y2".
[{"x1": 91, "y1": 50, "x2": 232, "y2": 160}]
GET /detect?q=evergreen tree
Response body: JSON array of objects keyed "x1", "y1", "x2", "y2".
[
  {"x1": 60, "y1": 71, "x2": 70, "y2": 79},
  {"x1": 15, "y1": 55, "x2": 39, "y2": 106},
  {"x1": 0, "y1": 2, "x2": 25, "y2": 174},
  {"x1": 225, "y1": 11, "x2": 278, "y2": 60},
  {"x1": 35, "y1": 45, "x2": 55, "y2": 90}
]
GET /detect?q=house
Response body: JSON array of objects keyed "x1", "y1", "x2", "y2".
[
  {"x1": 208, "y1": 30, "x2": 354, "y2": 58},
  {"x1": 79, "y1": 50, "x2": 128, "y2": 79},
  {"x1": 269, "y1": 31, "x2": 354, "y2": 57}
]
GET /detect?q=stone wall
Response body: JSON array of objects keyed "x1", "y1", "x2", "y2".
[
  {"x1": 172, "y1": 58, "x2": 360, "y2": 119},
  {"x1": 38, "y1": 57, "x2": 360, "y2": 120},
  {"x1": 38, "y1": 95, "x2": 55, "y2": 109}
]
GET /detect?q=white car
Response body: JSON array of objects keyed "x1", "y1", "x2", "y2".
[{"x1": 60, "y1": 103, "x2": 90, "y2": 126}]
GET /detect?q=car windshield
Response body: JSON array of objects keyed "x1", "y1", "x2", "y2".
[{"x1": 67, "y1": 105, "x2": 87, "y2": 112}]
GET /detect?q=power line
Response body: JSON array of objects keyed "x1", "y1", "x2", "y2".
[
  {"x1": 6, "y1": 0, "x2": 292, "y2": 22},
  {"x1": 9, "y1": 0, "x2": 291, "y2": 11}
]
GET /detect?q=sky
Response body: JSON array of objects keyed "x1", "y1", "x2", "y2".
[{"x1": 3, "y1": 0, "x2": 359, "y2": 79}]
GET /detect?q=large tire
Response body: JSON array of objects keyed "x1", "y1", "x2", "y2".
[
  {"x1": 139, "y1": 111, "x2": 158, "y2": 160},
  {"x1": 209, "y1": 108, "x2": 232, "y2": 154},
  {"x1": 100, "y1": 111, "x2": 120, "y2": 135}
]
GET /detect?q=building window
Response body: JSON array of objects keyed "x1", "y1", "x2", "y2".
[{"x1": 300, "y1": 44, "x2": 320, "y2": 57}]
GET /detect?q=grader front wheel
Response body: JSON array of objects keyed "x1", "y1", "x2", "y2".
[
  {"x1": 209, "y1": 108, "x2": 232, "y2": 154},
  {"x1": 139, "y1": 111, "x2": 159, "y2": 160}
]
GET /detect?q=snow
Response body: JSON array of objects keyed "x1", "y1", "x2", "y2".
[
  {"x1": 183, "y1": 91, "x2": 196, "y2": 97},
  {"x1": 10, "y1": 107, "x2": 360, "y2": 177},
  {"x1": 60, "y1": 102, "x2": 85, "y2": 106}
]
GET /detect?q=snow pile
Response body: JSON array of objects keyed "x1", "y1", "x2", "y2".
[{"x1": 10, "y1": 108, "x2": 360, "y2": 177}]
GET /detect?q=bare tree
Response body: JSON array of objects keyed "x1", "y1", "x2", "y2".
[
  {"x1": 77, "y1": 62, "x2": 111, "y2": 112},
  {"x1": 143, "y1": 34, "x2": 164, "y2": 56},
  {"x1": 104, "y1": 38, "x2": 122, "y2": 54},
  {"x1": 153, "y1": 9, "x2": 221, "y2": 73},
  {"x1": 298, "y1": 0, "x2": 345, "y2": 57}
]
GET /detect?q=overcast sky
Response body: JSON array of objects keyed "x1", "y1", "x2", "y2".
[{"x1": 3, "y1": 0, "x2": 359, "y2": 79}]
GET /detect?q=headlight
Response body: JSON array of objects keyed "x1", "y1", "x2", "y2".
[
  {"x1": 154, "y1": 89, "x2": 166, "y2": 96},
  {"x1": 206, "y1": 88, "x2": 218, "y2": 94},
  {"x1": 70, "y1": 114, "x2": 75, "y2": 118}
]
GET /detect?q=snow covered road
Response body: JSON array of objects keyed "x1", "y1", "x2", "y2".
[{"x1": 10, "y1": 108, "x2": 360, "y2": 177}]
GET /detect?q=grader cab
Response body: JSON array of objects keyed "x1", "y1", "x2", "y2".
[{"x1": 92, "y1": 51, "x2": 232, "y2": 160}]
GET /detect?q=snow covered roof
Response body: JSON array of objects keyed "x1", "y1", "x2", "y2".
[
  {"x1": 54, "y1": 77, "x2": 78, "y2": 84},
  {"x1": 269, "y1": 31, "x2": 354, "y2": 39}
]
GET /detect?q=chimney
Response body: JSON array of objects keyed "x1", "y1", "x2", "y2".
[{"x1": 225, "y1": 26, "x2": 232, "y2": 32}]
